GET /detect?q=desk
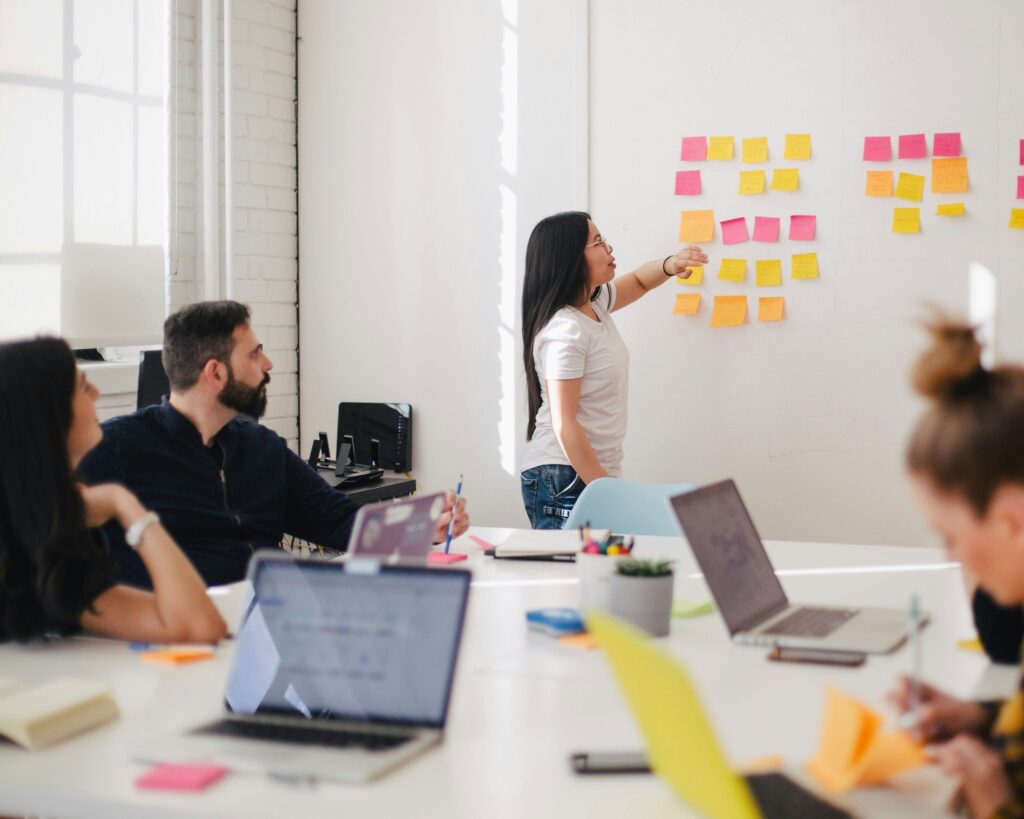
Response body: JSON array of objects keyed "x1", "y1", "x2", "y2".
[
  {"x1": 0, "y1": 530, "x2": 1016, "y2": 818},
  {"x1": 319, "y1": 469, "x2": 417, "y2": 504}
]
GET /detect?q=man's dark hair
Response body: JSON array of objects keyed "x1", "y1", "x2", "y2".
[{"x1": 162, "y1": 300, "x2": 251, "y2": 391}]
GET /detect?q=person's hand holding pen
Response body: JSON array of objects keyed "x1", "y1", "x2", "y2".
[
  {"x1": 432, "y1": 488, "x2": 469, "y2": 545},
  {"x1": 886, "y1": 676, "x2": 989, "y2": 742},
  {"x1": 665, "y1": 245, "x2": 709, "y2": 280}
]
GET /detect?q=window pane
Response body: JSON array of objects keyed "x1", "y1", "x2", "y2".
[
  {"x1": 74, "y1": 0, "x2": 133, "y2": 93},
  {"x1": 0, "y1": 84, "x2": 63, "y2": 253},
  {"x1": 74, "y1": 94, "x2": 133, "y2": 245},
  {"x1": 0, "y1": 0, "x2": 63, "y2": 78},
  {"x1": 0, "y1": 264, "x2": 61, "y2": 341},
  {"x1": 137, "y1": 0, "x2": 166, "y2": 97},
  {"x1": 136, "y1": 104, "x2": 165, "y2": 246}
]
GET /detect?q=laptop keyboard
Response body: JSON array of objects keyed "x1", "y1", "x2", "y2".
[
  {"x1": 747, "y1": 773, "x2": 852, "y2": 818},
  {"x1": 195, "y1": 719, "x2": 414, "y2": 752},
  {"x1": 761, "y1": 607, "x2": 857, "y2": 638}
]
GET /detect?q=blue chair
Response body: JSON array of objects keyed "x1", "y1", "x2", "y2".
[{"x1": 563, "y1": 478, "x2": 695, "y2": 536}]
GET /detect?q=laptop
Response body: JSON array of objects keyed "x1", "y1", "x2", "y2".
[
  {"x1": 668, "y1": 479, "x2": 920, "y2": 654},
  {"x1": 135, "y1": 553, "x2": 471, "y2": 784},
  {"x1": 346, "y1": 490, "x2": 446, "y2": 563},
  {"x1": 588, "y1": 611, "x2": 853, "y2": 819}
]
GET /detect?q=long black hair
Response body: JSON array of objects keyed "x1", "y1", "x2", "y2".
[
  {"x1": 522, "y1": 211, "x2": 600, "y2": 440},
  {"x1": 0, "y1": 337, "x2": 113, "y2": 640}
]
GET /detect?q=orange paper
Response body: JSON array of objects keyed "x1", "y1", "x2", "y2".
[
  {"x1": 673, "y1": 293, "x2": 701, "y2": 315},
  {"x1": 931, "y1": 157, "x2": 969, "y2": 194},
  {"x1": 559, "y1": 633, "x2": 598, "y2": 650},
  {"x1": 679, "y1": 210, "x2": 715, "y2": 243},
  {"x1": 140, "y1": 648, "x2": 215, "y2": 666},
  {"x1": 757, "y1": 297, "x2": 785, "y2": 322},
  {"x1": 865, "y1": 170, "x2": 893, "y2": 197},
  {"x1": 711, "y1": 296, "x2": 747, "y2": 327}
]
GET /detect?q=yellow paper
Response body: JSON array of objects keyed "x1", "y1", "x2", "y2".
[
  {"x1": 755, "y1": 259, "x2": 782, "y2": 287},
  {"x1": 673, "y1": 293, "x2": 701, "y2": 315},
  {"x1": 894, "y1": 172, "x2": 925, "y2": 202},
  {"x1": 676, "y1": 265, "x2": 704, "y2": 286},
  {"x1": 707, "y1": 136, "x2": 734, "y2": 160},
  {"x1": 741, "y1": 136, "x2": 768, "y2": 163},
  {"x1": 770, "y1": 168, "x2": 799, "y2": 191},
  {"x1": 864, "y1": 170, "x2": 893, "y2": 197},
  {"x1": 856, "y1": 732, "x2": 928, "y2": 787},
  {"x1": 717, "y1": 258, "x2": 747, "y2": 282},
  {"x1": 784, "y1": 133, "x2": 811, "y2": 160},
  {"x1": 892, "y1": 207, "x2": 921, "y2": 234},
  {"x1": 738, "y1": 170, "x2": 765, "y2": 195},
  {"x1": 936, "y1": 202, "x2": 965, "y2": 216},
  {"x1": 791, "y1": 252, "x2": 819, "y2": 280},
  {"x1": 758, "y1": 297, "x2": 785, "y2": 322},
  {"x1": 931, "y1": 157, "x2": 969, "y2": 193},
  {"x1": 679, "y1": 210, "x2": 715, "y2": 243},
  {"x1": 711, "y1": 296, "x2": 747, "y2": 327},
  {"x1": 956, "y1": 637, "x2": 983, "y2": 653},
  {"x1": 1010, "y1": 209, "x2": 1024, "y2": 229}
]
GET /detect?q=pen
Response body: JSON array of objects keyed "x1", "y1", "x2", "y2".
[
  {"x1": 443, "y1": 474, "x2": 463, "y2": 554},
  {"x1": 910, "y1": 594, "x2": 922, "y2": 710}
]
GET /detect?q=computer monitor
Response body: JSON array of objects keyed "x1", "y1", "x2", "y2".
[{"x1": 137, "y1": 349, "x2": 170, "y2": 410}]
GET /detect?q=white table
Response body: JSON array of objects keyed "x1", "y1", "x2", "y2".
[{"x1": 0, "y1": 529, "x2": 1016, "y2": 818}]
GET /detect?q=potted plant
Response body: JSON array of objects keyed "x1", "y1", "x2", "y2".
[{"x1": 608, "y1": 559, "x2": 674, "y2": 636}]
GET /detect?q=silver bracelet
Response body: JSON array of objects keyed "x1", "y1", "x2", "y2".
[{"x1": 125, "y1": 511, "x2": 160, "y2": 550}]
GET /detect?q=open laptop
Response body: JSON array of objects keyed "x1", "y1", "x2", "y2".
[
  {"x1": 135, "y1": 553, "x2": 471, "y2": 784},
  {"x1": 588, "y1": 611, "x2": 852, "y2": 819},
  {"x1": 346, "y1": 490, "x2": 445, "y2": 563},
  {"x1": 669, "y1": 479, "x2": 920, "y2": 654}
]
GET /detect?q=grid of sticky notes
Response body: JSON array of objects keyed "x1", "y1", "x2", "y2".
[{"x1": 674, "y1": 134, "x2": 818, "y2": 327}]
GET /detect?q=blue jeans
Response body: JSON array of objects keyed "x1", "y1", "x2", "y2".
[{"x1": 521, "y1": 464, "x2": 585, "y2": 529}]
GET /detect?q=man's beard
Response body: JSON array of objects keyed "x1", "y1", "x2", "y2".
[{"x1": 219, "y1": 365, "x2": 269, "y2": 419}]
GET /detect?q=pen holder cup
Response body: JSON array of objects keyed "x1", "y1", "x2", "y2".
[
  {"x1": 608, "y1": 573, "x2": 674, "y2": 637},
  {"x1": 577, "y1": 553, "x2": 626, "y2": 612}
]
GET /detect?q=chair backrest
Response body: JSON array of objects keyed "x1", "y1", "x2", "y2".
[
  {"x1": 136, "y1": 349, "x2": 170, "y2": 410},
  {"x1": 564, "y1": 478, "x2": 695, "y2": 536}
]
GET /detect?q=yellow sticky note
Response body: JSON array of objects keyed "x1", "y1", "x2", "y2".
[
  {"x1": 892, "y1": 207, "x2": 921, "y2": 234},
  {"x1": 770, "y1": 168, "x2": 799, "y2": 191},
  {"x1": 784, "y1": 133, "x2": 811, "y2": 160},
  {"x1": 1009, "y1": 209, "x2": 1024, "y2": 229},
  {"x1": 791, "y1": 252, "x2": 819, "y2": 280},
  {"x1": 865, "y1": 170, "x2": 893, "y2": 197},
  {"x1": 707, "y1": 136, "x2": 734, "y2": 160},
  {"x1": 755, "y1": 259, "x2": 782, "y2": 287},
  {"x1": 931, "y1": 157, "x2": 969, "y2": 194},
  {"x1": 738, "y1": 170, "x2": 766, "y2": 195},
  {"x1": 673, "y1": 293, "x2": 701, "y2": 315},
  {"x1": 895, "y1": 172, "x2": 925, "y2": 202},
  {"x1": 679, "y1": 210, "x2": 715, "y2": 243},
  {"x1": 956, "y1": 637, "x2": 983, "y2": 653},
  {"x1": 741, "y1": 136, "x2": 768, "y2": 163},
  {"x1": 718, "y1": 258, "x2": 747, "y2": 282},
  {"x1": 676, "y1": 265, "x2": 703, "y2": 286},
  {"x1": 711, "y1": 296, "x2": 747, "y2": 327},
  {"x1": 758, "y1": 297, "x2": 785, "y2": 322},
  {"x1": 936, "y1": 202, "x2": 965, "y2": 216}
]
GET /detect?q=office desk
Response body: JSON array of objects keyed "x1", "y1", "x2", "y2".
[
  {"x1": 318, "y1": 469, "x2": 417, "y2": 504},
  {"x1": 0, "y1": 531, "x2": 1015, "y2": 818}
]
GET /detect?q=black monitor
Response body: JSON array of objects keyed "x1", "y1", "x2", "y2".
[{"x1": 137, "y1": 349, "x2": 170, "y2": 410}]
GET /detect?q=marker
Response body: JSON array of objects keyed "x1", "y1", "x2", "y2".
[{"x1": 443, "y1": 474, "x2": 463, "y2": 555}]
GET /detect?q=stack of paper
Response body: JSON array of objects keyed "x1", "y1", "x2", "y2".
[{"x1": 494, "y1": 528, "x2": 610, "y2": 558}]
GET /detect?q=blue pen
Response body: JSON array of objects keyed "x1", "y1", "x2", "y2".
[{"x1": 444, "y1": 474, "x2": 463, "y2": 554}]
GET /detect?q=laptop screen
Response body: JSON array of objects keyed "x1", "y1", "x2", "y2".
[
  {"x1": 349, "y1": 491, "x2": 445, "y2": 560},
  {"x1": 225, "y1": 558, "x2": 470, "y2": 729},
  {"x1": 669, "y1": 480, "x2": 788, "y2": 634}
]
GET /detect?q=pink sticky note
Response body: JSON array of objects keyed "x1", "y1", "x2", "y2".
[
  {"x1": 681, "y1": 136, "x2": 707, "y2": 162},
  {"x1": 1020, "y1": 139, "x2": 1024, "y2": 166},
  {"x1": 1018, "y1": 176, "x2": 1024, "y2": 200},
  {"x1": 933, "y1": 132, "x2": 961, "y2": 157},
  {"x1": 720, "y1": 217, "x2": 749, "y2": 245},
  {"x1": 752, "y1": 216, "x2": 780, "y2": 242},
  {"x1": 863, "y1": 136, "x2": 891, "y2": 161},
  {"x1": 136, "y1": 763, "x2": 227, "y2": 792},
  {"x1": 675, "y1": 170, "x2": 702, "y2": 195},
  {"x1": 898, "y1": 133, "x2": 927, "y2": 159},
  {"x1": 789, "y1": 214, "x2": 816, "y2": 241}
]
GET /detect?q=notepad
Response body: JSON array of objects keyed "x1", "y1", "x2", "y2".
[
  {"x1": 0, "y1": 677, "x2": 120, "y2": 750},
  {"x1": 679, "y1": 210, "x2": 715, "y2": 243},
  {"x1": 673, "y1": 293, "x2": 701, "y2": 315},
  {"x1": 784, "y1": 134, "x2": 811, "y2": 160},
  {"x1": 738, "y1": 170, "x2": 766, "y2": 195},
  {"x1": 718, "y1": 258, "x2": 747, "y2": 282},
  {"x1": 136, "y1": 763, "x2": 227, "y2": 792},
  {"x1": 494, "y1": 529, "x2": 610, "y2": 558},
  {"x1": 864, "y1": 170, "x2": 893, "y2": 197},
  {"x1": 676, "y1": 265, "x2": 704, "y2": 286},
  {"x1": 755, "y1": 260, "x2": 781, "y2": 287},
  {"x1": 770, "y1": 168, "x2": 799, "y2": 192},
  {"x1": 741, "y1": 137, "x2": 768, "y2": 163}
]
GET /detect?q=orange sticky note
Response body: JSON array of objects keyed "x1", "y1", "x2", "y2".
[
  {"x1": 755, "y1": 259, "x2": 782, "y2": 287},
  {"x1": 758, "y1": 297, "x2": 785, "y2": 322},
  {"x1": 741, "y1": 136, "x2": 768, "y2": 163},
  {"x1": 676, "y1": 265, "x2": 703, "y2": 286},
  {"x1": 791, "y1": 252, "x2": 819, "y2": 280},
  {"x1": 679, "y1": 210, "x2": 715, "y2": 242},
  {"x1": 672, "y1": 293, "x2": 701, "y2": 315},
  {"x1": 931, "y1": 157, "x2": 969, "y2": 194},
  {"x1": 711, "y1": 296, "x2": 747, "y2": 327},
  {"x1": 770, "y1": 168, "x2": 799, "y2": 191},
  {"x1": 864, "y1": 170, "x2": 893, "y2": 197},
  {"x1": 559, "y1": 633, "x2": 599, "y2": 650},
  {"x1": 892, "y1": 207, "x2": 921, "y2": 234},
  {"x1": 738, "y1": 170, "x2": 766, "y2": 195},
  {"x1": 784, "y1": 134, "x2": 811, "y2": 160},
  {"x1": 140, "y1": 648, "x2": 215, "y2": 666},
  {"x1": 894, "y1": 172, "x2": 925, "y2": 202},
  {"x1": 717, "y1": 258, "x2": 747, "y2": 282},
  {"x1": 707, "y1": 136, "x2": 734, "y2": 160}
]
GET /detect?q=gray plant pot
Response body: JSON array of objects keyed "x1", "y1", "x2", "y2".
[{"x1": 608, "y1": 573, "x2": 674, "y2": 637}]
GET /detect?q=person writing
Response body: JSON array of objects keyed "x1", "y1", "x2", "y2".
[{"x1": 519, "y1": 211, "x2": 707, "y2": 529}]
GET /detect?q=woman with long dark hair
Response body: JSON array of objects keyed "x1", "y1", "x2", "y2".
[
  {"x1": 0, "y1": 337, "x2": 226, "y2": 643},
  {"x1": 520, "y1": 211, "x2": 707, "y2": 528}
]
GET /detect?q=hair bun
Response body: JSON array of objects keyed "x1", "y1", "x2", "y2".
[{"x1": 912, "y1": 319, "x2": 985, "y2": 400}]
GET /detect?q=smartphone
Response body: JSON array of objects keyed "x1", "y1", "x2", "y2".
[
  {"x1": 570, "y1": 751, "x2": 650, "y2": 775},
  {"x1": 767, "y1": 646, "x2": 866, "y2": 667}
]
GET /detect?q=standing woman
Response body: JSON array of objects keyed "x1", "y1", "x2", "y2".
[{"x1": 520, "y1": 211, "x2": 707, "y2": 529}]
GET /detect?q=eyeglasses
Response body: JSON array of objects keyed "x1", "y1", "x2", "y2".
[{"x1": 585, "y1": 236, "x2": 613, "y2": 253}]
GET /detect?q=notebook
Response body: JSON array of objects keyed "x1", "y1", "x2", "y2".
[
  {"x1": 491, "y1": 528, "x2": 610, "y2": 560},
  {"x1": 0, "y1": 677, "x2": 119, "y2": 749}
]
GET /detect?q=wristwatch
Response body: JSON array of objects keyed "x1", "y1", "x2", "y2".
[{"x1": 125, "y1": 511, "x2": 160, "y2": 550}]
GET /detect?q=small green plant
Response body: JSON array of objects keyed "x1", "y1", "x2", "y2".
[{"x1": 615, "y1": 558, "x2": 673, "y2": 577}]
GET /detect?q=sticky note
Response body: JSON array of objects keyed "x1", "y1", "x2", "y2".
[
  {"x1": 671, "y1": 600, "x2": 715, "y2": 618},
  {"x1": 742, "y1": 136, "x2": 768, "y2": 163},
  {"x1": 678, "y1": 210, "x2": 715, "y2": 243},
  {"x1": 676, "y1": 265, "x2": 703, "y2": 286},
  {"x1": 1019, "y1": 139, "x2": 1024, "y2": 165},
  {"x1": 897, "y1": 133, "x2": 927, "y2": 159},
  {"x1": 136, "y1": 763, "x2": 227, "y2": 791},
  {"x1": 784, "y1": 134, "x2": 811, "y2": 160},
  {"x1": 936, "y1": 202, "x2": 965, "y2": 216},
  {"x1": 755, "y1": 259, "x2": 782, "y2": 287},
  {"x1": 673, "y1": 293, "x2": 701, "y2": 315},
  {"x1": 758, "y1": 297, "x2": 785, "y2": 322},
  {"x1": 738, "y1": 170, "x2": 766, "y2": 194},
  {"x1": 770, "y1": 168, "x2": 799, "y2": 192},
  {"x1": 933, "y1": 132, "x2": 961, "y2": 157},
  {"x1": 680, "y1": 136, "x2": 707, "y2": 161},
  {"x1": 752, "y1": 216, "x2": 780, "y2": 242},
  {"x1": 931, "y1": 157, "x2": 968, "y2": 193},
  {"x1": 140, "y1": 648, "x2": 215, "y2": 666},
  {"x1": 675, "y1": 170, "x2": 702, "y2": 195},
  {"x1": 892, "y1": 207, "x2": 921, "y2": 234},
  {"x1": 864, "y1": 170, "x2": 893, "y2": 197},
  {"x1": 956, "y1": 637, "x2": 984, "y2": 653},
  {"x1": 559, "y1": 633, "x2": 598, "y2": 650},
  {"x1": 1010, "y1": 209, "x2": 1024, "y2": 229},
  {"x1": 1017, "y1": 175, "x2": 1024, "y2": 199},
  {"x1": 789, "y1": 214, "x2": 816, "y2": 241},
  {"x1": 717, "y1": 258, "x2": 747, "y2": 282},
  {"x1": 894, "y1": 172, "x2": 925, "y2": 202},
  {"x1": 711, "y1": 296, "x2": 747, "y2": 327},
  {"x1": 707, "y1": 136, "x2": 734, "y2": 160},
  {"x1": 720, "y1": 217, "x2": 749, "y2": 245},
  {"x1": 863, "y1": 136, "x2": 891, "y2": 161},
  {"x1": 791, "y1": 252, "x2": 819, "y2": 279}
]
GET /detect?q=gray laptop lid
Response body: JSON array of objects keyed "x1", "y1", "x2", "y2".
[{"x1": 669, "y1": 479, "x2": 789, "y2": 634}]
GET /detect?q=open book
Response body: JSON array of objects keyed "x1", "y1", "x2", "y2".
[
  {"x1": 493, "y1": 528, "x2": 611, "y2": 559},
  {"x1": 0, "y1": 677, "x2": 120, "y2": 750}
]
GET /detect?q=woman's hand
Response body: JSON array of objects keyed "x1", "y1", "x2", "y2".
[
  {"x1": 432, "y1": 490, "x2": 469, "y2": 544},
  {"x1": 931, "y1": 735, "x2": 1012, "y2": 819},
  {"x1": 667, "y1": 245, "x2": 709, "y2": 278},
  {"x1": 888, "y1": 675, "x2": 990, "y2": 742},
  {"x1": 78, "y1": 483, "x2": 146, "y2": 529}
]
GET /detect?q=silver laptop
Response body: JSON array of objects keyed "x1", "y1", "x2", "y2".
[
  {"x1": 669, "y1": 480, "x2": 922, "y2": 654},
  {"x1": 135, "y1": 553, "x2": 471, "y2": 783},
  {"x1": 347, "y1": 490, "x2": 445, "y2": 563}
]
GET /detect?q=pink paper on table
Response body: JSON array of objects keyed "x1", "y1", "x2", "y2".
[
  {"x1": 933, "y1": 132, "x2": 961, "y2": 157},
  {"x1": 1017, "y1": 176, "x2": 1024, "y2": 200},
  {"x1": 752, "y1": 216, "x2": 780, "y2": 242},
  {"x1": 898, "y1": 133, "x2": 927, "y2": 159},
  {"x1": 863, "y1": 136, "x2": 891, "y2": 161},
  {"x1": 1020, "y1": 139, "x2": 1024, "y2": 166},
  {"x1": 720, "y1": 217, "x2": 749, "y2": 245},
  {"x1": 675, "y1": 170, "x2": 702, "y2": 196},
  {"x1": 136, "y1": 763, "x2": 227, "y2": 792},
  {"x1": 789, "y1": 214, "x2": 816, "y2": 241},
  {"x1": 681, "y1": 136, "x2": 708, "y2": 162}
]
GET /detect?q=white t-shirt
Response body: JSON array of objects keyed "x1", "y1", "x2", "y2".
[{"x1": 521, "y1": 283, "x2": 630, "y2": 477}]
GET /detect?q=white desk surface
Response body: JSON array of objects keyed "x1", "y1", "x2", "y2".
[{"x1": 0, "y1": 528, "x2": 1016, "y2": 818}]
